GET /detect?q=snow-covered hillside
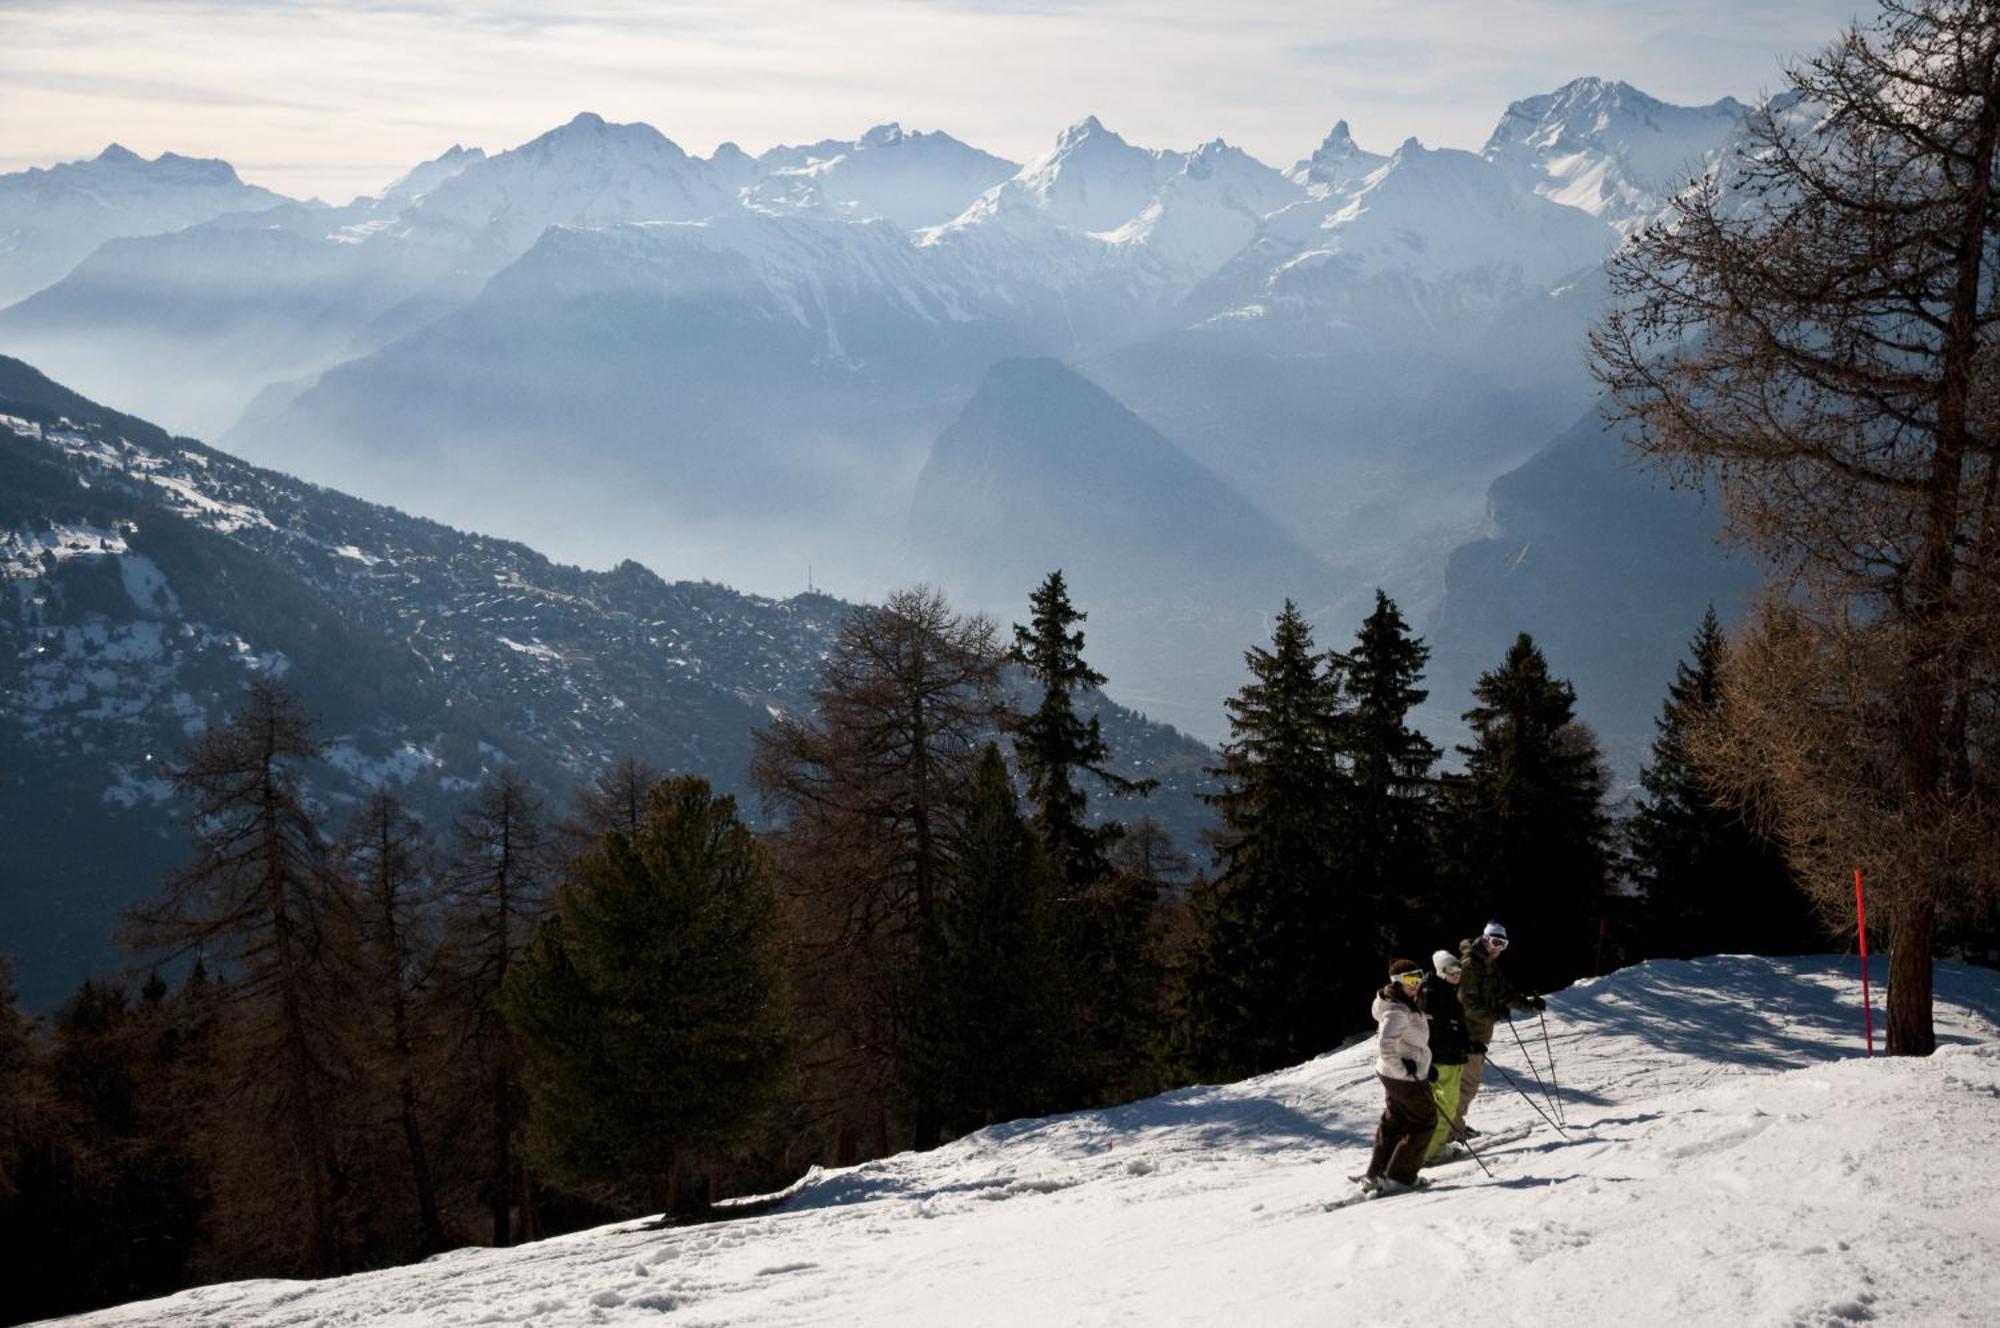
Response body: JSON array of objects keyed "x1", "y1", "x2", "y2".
[{"x1": 59, "y1": 956, "x2": 2000, "y2": 1326}]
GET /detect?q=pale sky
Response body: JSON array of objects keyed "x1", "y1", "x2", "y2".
[{"x1": 0, "y1": 0, "x2": 1864, "y2": 201}]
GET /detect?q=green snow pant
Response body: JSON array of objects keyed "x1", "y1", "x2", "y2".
[{"x1": 1424, "y1": 1062, "x2": 1463, "y2": 1161}]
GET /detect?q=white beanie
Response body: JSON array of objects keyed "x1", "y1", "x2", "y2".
[
  {"x1": 1432, "y1": 948, "x2": 1463, "y2": 978},
  {"x1": 1482, "y1": 921, "x2": 1509, "y2": 942}
]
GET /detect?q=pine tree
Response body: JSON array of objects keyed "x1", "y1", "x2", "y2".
[
  {"x1": 0, "y1": 974, "x2": 205, "y2": 1321},
  {"x1": 502, "y1": 777, "x2": 789, "y2": 1213},
  {"x1": 1332, "y1": 591, "x2": 1440, "y2": 958},
  {"x1": 1187, "y1": 602, "x2": 1349, "y2": 1078},
  {"x1": 1442, "y1": 634, "x2": 1613, "y2": 993},
  {"x1": 1630, "y1": 609, "x2": 1823, "y2": 959},
  {"x1": 123, "y1": 677, "x2": 349, "y2": 1275},
  {"x1": 1009, "y1": 570, "x2": 1154, "y2": 886},
  {"x1": 1092, "y1": 817, "x2": 1188, "y2": 1101},
  {"x1": 439, "y1": 767, "x2": 553, "y2": 1246},
  {"x1": 913, "y1": 744, "x2": 1072, "y2": 1134},
  {"x1": 1008, "y1": 570, "x2": 1160, "y2": 1103}
]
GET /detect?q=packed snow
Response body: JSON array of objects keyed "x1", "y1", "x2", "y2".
[{"x1": 54, "y1": 956, "x2": 2000, "y2": 1326}]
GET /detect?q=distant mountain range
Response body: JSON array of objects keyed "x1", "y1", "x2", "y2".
[
  {"x1": 0, "y1": 356, "x2": 1213, "y2": 1010},
  {"x1": 0, "y1": 76, "x2": 1765, "y2": 771}
]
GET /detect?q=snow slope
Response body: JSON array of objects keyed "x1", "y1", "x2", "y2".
[{"x1": 56, "y1": 956, "x2": 2000, "y2": 1326}]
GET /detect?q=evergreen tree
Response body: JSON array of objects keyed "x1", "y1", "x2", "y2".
[
  {"x1": 913, "y1": 745, "x2": 1072, "y2": 1133},
  {"x1": 1187, "y1": 602, "x2": 1349, "y2": 1078},
  {"x1": 1091, "y1": 818, "x2": 1188, "y2": 1101},
  {"x1": 1331, "y1": 591, "x2": 1441, "y2": 957},
  {"x1": 1630, "y1": 609, "x2": 1823, "y2": 958},
  {"x1": 0, "y1": 975, "x2": 205, "y2": 1322},
  {"x1": 1009, "y1": 570, "x2": 1154, "y2": 886},
  {"x1": 123, "y1": 677, "x2": 350, "y2": 1275},
  {"x1": 1441, "y1": 634, "x2": 1613, "y2": 993},
  {"x1": 502, "y1": 777, "x2": 790, "y2": 1213},
  {"x1": 1008, "y1": 571, "x2": 1160, "y2": 1103}
]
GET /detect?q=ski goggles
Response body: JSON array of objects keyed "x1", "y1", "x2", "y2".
[
  {"x1": 1484, "y1": 936, "x2": 1509, "y2": 952},
  {"x1": 1393, "y1": 971, "x2": 1424, "y2": 987}
]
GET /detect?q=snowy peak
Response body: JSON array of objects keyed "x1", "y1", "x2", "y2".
[
  {"x1": 376, "y1": 143, "x2": 486, "y2": 207},
  {"x1": 0, "y1": 144, "x2": 289, "y2": 305},
  {"x1": 748, "y1": 123, "x2": 1018, "y2": 229},
  {"x1": 1251, "y1": 134, "x2": 1619, "y2": 308},
  {"x1": 1001, "y1": 115, "x2": 1187, "y2": 233},
  {"x1": 1289, "y1": 120, "x2": 1389, "y2": 191},
  {"x1": 394, "y1": 112, "x2": 736, "y2": 263},
  {"x1": 1483, "y1": 76, "x2": 1748, "y2": 228}
]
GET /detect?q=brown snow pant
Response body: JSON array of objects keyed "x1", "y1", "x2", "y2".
[
  {"x1": 1368, "y1": 1075, "x2": 1438, "y2": 1185},
  {"x1": 1456, "y1": 1050, "x2": 1486, "y2": 1133}
]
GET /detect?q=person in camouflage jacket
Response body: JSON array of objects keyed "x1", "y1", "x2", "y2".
[{"x1": 1452, "y1": 921, "x2": 1544, "y2": 1137}]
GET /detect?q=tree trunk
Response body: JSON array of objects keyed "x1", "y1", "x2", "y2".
[
  {"x1": 490, "y1": 1061, "x2": 512, "y2": 1245},
  {"x1": 1886, "y1": 890, "x2": 1938, "y2": 1057},
  {"x1": 399, "y1": 1070, "x2": 446, "y2": 1253}
]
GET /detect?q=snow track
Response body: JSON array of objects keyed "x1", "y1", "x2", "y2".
[{"x1": 54, "y1": 957, "x2": 2000, "y2": 1326}]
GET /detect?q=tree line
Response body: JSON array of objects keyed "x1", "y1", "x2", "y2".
[{"x1": 1, "y1": 572, "x2": 1828, "y2": 1322}]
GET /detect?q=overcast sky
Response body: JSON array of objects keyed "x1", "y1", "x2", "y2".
[{"x1": 0, "y1": 0, "x2": 1864, "y2": 201}]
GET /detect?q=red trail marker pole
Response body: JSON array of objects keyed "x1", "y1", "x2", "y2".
[{"x1": 1855, "y1": 868, "x2": 1874, "y2": 1058}]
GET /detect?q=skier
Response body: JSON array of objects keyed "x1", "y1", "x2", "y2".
[
  {"x1": 1420, "y1": 948, "x2": 1470, "y2": 1165},
  {"x1": 1454, "y1": 921, "x2": 1544, "y2": 1138},
  {"x1": 1359, "y1": 959, "x2": 1437, "y2": 1195}
]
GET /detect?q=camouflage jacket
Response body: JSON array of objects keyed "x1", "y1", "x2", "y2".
[{"x1": 1457, "y1": 938, "x2": 1537, "y2": 1045}]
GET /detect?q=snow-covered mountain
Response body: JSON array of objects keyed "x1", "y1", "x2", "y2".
[
  {"x1": 56, "y1": 955, "x2": 2000, "y2": 1325},
  {"x1": 749, "y1": 123, "x2": 1019, "y2": 229},
  {"x1": 1286, "y1": 120, "x2": 1389, "y2": 193},
  {"x1": 0, "y1": 81, "x2": 1781, "y2": 756},
  {"x1": 1238, "y1": 136, "x2": 1619, "y2": 323},
  {"x1": 375, "y1": 142, "x2": 488, "y2": 209},
  {"x1": 1482, "y1": 76, "x2": 1747, "y2": 232},
  {"x1": 0, "y1": 144, "x2": 289, "y2": 306},
  {"x1": 387, "y1": 112, "x2": 739, "y2": 273},
  {"x1": 921, "y1": 117, "x2": 1304, "y2": 322}
]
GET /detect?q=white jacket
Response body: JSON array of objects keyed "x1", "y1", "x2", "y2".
[{"x1": 1372, "y1": 990, "x2": 1433, "y2": 1082}]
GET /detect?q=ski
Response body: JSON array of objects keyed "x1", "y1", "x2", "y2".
[
  {"x1": 1325, "y1": 1174, "x2": 1435, "y2": 1208},
  {"x1": 1425, "y1": 1122, "x2": 1534, "y2": 1167}
]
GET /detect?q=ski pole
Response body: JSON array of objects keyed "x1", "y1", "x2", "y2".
[
  {"x1": 1536, "y1": 1010, "x2": 1566, "y2": 1128},
  {"x1": 1448, "y1": 1119, "x2": 1496, "y2": 1179},
  {"x1": 1507, "y1": 1014, "x2": 1562, "y2": 1129},
  {"x1": 1486, "y1": 1057, "x2": 1570, "y2": 1139}
]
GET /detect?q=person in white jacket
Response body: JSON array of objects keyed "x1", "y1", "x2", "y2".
[{"x1": 1361, "y1": 958, "x2": 1438, "y2": 1194}]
